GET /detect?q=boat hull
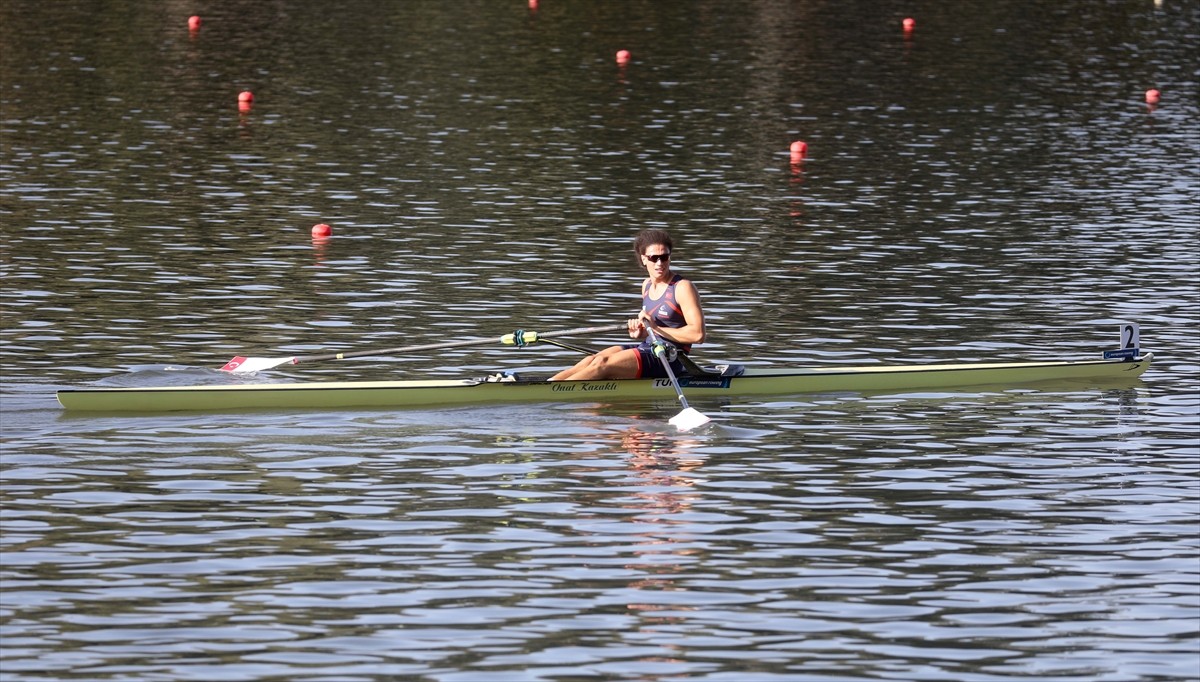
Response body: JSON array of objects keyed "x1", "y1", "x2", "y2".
[{"x1": 56, "y1": 355, "x2": 1152, "y2": 413}]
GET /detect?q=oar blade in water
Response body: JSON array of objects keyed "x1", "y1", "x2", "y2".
[{"x1": 670, "y1": 407, "x2": 711, "y2": 431}]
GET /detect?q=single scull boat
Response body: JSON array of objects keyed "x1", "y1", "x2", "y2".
[{"x1": 56, "y1": 354, "x2": 1151, "y2": 414}]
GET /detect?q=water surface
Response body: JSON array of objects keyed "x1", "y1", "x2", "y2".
[{"x1": 2, "y1": 1, "x2": 1198, "y2": 680}]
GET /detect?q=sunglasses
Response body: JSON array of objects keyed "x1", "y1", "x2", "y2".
[{"x1": 644, "y1": 252, "x2": 671, "y2": 263}]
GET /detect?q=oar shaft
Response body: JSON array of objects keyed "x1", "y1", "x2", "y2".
[
  {"x1": 645, "y1": 327, "x2": 691, "y2": 409},
  {"x1": 289, "y1": 323, "x2": 625, "y2": 366},
  {"x1": 645, "y1": 326, "x2": 710, "y2": 430}
]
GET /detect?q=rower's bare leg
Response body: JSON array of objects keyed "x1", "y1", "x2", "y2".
[
  {"x1": 550, "y1": 346, "x2": 618, "y2": 381},
  {"x1": 550, "y1": 347, "x2": 641, "y2": 381}
]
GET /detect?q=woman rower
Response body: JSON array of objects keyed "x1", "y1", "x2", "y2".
[{"x1": 550, "y1": 229, "x2": 705, "y2": 381}]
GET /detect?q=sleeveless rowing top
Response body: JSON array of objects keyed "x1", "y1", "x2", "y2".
[{"x1": 642, "y1": 274, "x2": 692, "y2": 352}]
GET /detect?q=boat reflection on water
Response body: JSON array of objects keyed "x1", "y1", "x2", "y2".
[
  {"x1": 621, "y1": 426, "x2": 707, "y2": 480},
  {"x1": 611, "y1": 423, "x2": 709, "y2": 660}
]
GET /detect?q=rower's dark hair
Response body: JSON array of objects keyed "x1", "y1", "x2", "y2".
[{"x1": 633, "y1": 229, "x2": 673, "y2": 264}]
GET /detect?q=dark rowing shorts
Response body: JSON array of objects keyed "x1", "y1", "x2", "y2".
[{"x1": 624, "y1": 340, "x2": 687, "y2": 379}]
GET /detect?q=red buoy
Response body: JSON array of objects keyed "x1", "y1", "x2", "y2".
[
  {"x1": 616, "y1": 50, "x2": 631, "y2": 64},
  {"x1": 188, "y1": 15, "x2": 201, "y2": 31},
  {"x1": 311, "y1": 223, "x2": 332, "y2": 238},
  {"x1": 789, "y1": 140, "x2": 808, "y2": 160},
  {"x1": 902, "y1": 17, "x2": 915, "y2": 33},
  {"x1": 1145, "y1": 88, "x2": 1161, "y2": 104},
  {"x1": 238, "y1": 91, "x2": 254, "y2": 103}
]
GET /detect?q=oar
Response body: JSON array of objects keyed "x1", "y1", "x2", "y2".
[
  {"x1": 219, "y1": 323, "x2": 626, "y2": 373},
  {"x1": 644, "y1": 326, "x2": 711, "y2": 431}
]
